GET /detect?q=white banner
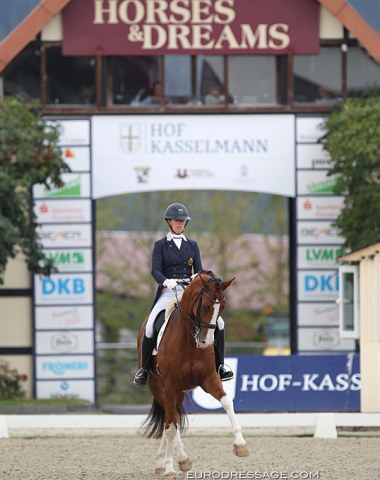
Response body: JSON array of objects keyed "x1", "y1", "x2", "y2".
[
  {"x1": 36, "y1": 355, "x2": 95, "y2": 379},
  {"x1": 36, "y1": 379, "x2": 95, "y2": 402},
  {"x1": 35, "y1": 305, "x2": 94, "y2": 330},
  {"x1": 297, "y1": 197, "x2": 344, "y2": 220},
  {"x1": 297, "y1": 144, "x2": 330, "y2": 169},
  {"x1": 42, "y1": 248, "x2": 93, "y2": 273},
  {"x1": 61, "y1": 146, "x2": 91, "y2": 172},
  {"x1": 34, "y1": 273, "x2": 93, "y2": 305},
  {"x1": 297, "y1": 221, "x2": 343, "y2": 245},
  {"x1": 298, "y1": 303, "x2": 339, "y2": 327},
  {"x1": 298, "y1": 270, "x2": 339, "y2": 302},
  {"x1": 296, "y1": 117, "x2": 326, "y2": 144},
  {"x1": 37, "y1": 224, "x2": 92, "y2": 248},
  {"x1": 297, "y1": 245, "x2": 346, "y2": 269},
  {"x1": 33, "y1": 173, "x2": 91, "y2": 199},
  {"x1": 92, "y1": 115, "x2": 296, "y2": 198},
  {"x1": 297, "y1": 170, "x2": 338, "y2": 195},
  {"x1": 36, "y1": 331, "x2": 94, "y2": 355},
  {"x1": 34, "y1": 199, "x2": 92, "y2": 223},
  {"x1": 48, "y1": 119, "x2": 90, "y2": 146},
  {"x1": 297, "y1": 327, "x2": 355, "y2": 352}
]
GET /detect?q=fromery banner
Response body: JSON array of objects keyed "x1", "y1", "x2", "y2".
[
  {"x1": 62, "y1": 0, "x2": 319, "y2": 56},
  {"x1": 91, "y1": 114, "x2": 296, "y2": 199}
]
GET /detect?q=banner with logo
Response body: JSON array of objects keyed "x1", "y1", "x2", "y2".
[
  {"x1": 33, "y1": 118, "x2": 96, "y2": 404},
  {"x1": 92, "y1": 114, "x2": 295, "y2": 198},
  {"x1": 62, "y1": 0, "x2": 319, "y2": 56},
  {"x1": 187, "y1": 354, "x2": 360, "y2": 412},
  {"x1": 295, "y1": 117, "x2": 351, "y2": 354}
]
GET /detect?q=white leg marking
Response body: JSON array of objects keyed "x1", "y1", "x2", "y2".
[
  {"x1": 220, "y1": 394, "x2": 246, "y2": 445},
  {"x1": 163, "y1": 424, "x2": 176, "y2": 475},
  {"x1": 174, "y1": 428, "x2": 187, "y2": 462},
  {"x1": 155, "y1": 434, "x2": 166, "y2": 473}
]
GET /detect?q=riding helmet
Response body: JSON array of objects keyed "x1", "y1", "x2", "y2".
[{"x1": 165, "y1": 203, "x2": 191, "y2": 221}]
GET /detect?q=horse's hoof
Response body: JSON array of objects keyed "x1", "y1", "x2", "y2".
[
  {"x1": 178, "y1": 457, "x2": 192, "y2": 472},
  {"x1": 155, "y1": 467, "x2": 165, "y2": 475},
  {"x1": 233, "y1": 443, "x2": 249, "y2": 457},
  {"x1": 163, "y1": 473, "x2": 176, "y2": 480}
]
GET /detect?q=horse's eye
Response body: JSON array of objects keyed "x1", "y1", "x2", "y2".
[{"x1": 202, "y1": 305, "x2": 210, "y2": 313}]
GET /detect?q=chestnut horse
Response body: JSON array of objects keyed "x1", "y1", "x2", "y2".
[{"x1": 137, "y1": 270, "x2": 249, "y2": 479}]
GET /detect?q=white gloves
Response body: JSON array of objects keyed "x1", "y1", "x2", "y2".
[{"x1": 163, "y1": 279, "x2": 178, "y2": 290}]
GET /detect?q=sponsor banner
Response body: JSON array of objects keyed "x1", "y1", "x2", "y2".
[
  {"x1": 35, "y1": 305, "x2": 94, "y2": 330},
  {"x1": 297, "y1": 245, "x2": 347, "y2": 269},
  {"x1": 296, "y1": 117, "x2": 325, "y2": 144},
  {"x1": 36, "y1": 379, "x2": 95, "y2": 403},
  {"x1": 298, "y1": 270, "x2": 339, "y2": 301},
  {"x1": 297, "y1": 197, "x2": 344, "y2": 220},
  {"x1": 61, "y1": 146, "x2": 91, "y2": 172},
  {"x1": 34, "y1": 273, "x2": 93, "y2": 305},
  {"x1": 47, "y1": 119, "x2": 90, "y2": 146},
  {"x1": 186, "y1": 354, "x2": 360, "y2": 412},
  {"x1": 63, "y1": 0, "x2": 319, "y2": 56},
  {"x1": 36, "y1": 355, "x2": 95, "y2": 379},
  {"x1": 298, "y1": 328, "x2": 356, "y2": 352},
  {"x1": 297, "y1": 144, "x2": 330, "y2": 169},
  {"x1": 42, "y1": 248, "x2": 93, "y2": 273},
  {"x1": 36, "y1": 331, "x2": 94, "y2": 355},
  {"x1": 92, "y1": 115, "x2": 295, "y2": 198},
  {"x1": 34, "y1": 199, "x2": 92, "y2": 224},
  {"x1": 297, "y1": 221, "x2": 343, "y2": 245},
  {"x1": 37, "y1": 224, "x2": 92, "y2": 248},
  {"x1": 298, "y1": 303, "x2": 339, "y2": 327},
  {"x1": 33, "y1": 173, "x2": 91, "y2": 199},
  {"x1": 297, "y1": 170, "x2": 337, "y2": 195}
]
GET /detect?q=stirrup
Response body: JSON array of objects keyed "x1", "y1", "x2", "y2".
[
  {"x1": 134, "y1": 368, "x2": 148, "y2": 386},
  {"x1": 218, "y1": 365, "x2": 233, "y2": 382}
]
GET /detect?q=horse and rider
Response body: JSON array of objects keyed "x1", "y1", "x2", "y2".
[{"x1": 133, "y1": 202, "x2": 234, "y2": 386}]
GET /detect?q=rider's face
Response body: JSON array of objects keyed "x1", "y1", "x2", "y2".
[{"x1": 168, "y1": 219, "x2": 185, "y2": 234}]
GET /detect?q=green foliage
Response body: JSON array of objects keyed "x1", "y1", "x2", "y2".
[
  {"x1": 0, "y1": 96, "x2": 69, "y2": 283},
  {"x1": 0, "y1": 361, "x2": 27, "y2": 399},
  {"x1": 321, "y1": 94, "x2": 380, "y2": 251}
]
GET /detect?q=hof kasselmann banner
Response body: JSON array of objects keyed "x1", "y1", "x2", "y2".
[
  {"x1": 92, "y1": 114, "x2": 295, "y2": 198},
  {"x1": 62, "y1": 0, "x2": 319, "y2": 56}
]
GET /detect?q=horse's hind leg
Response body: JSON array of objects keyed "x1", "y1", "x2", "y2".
[
  {"x1": 155, "y1": 435, "x2": 166, "y2": 476},
  {"x1": 175, "y1": 428, "x2": 192, "y2": 472}
]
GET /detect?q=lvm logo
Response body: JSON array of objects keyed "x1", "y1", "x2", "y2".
[{"x1": 44, "y1": 251, "x2": 85, "y2": 268}]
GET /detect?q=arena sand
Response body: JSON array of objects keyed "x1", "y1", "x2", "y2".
[{"x1": 1, "y1": 427, "x2": 379, "y2": 480}]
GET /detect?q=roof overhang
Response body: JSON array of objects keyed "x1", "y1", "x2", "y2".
[
  {"x1": 0, "y1": 0, "x2": 71, "y2": 73},
  {"x1": 319, "y1": 0, "x2": 380, "y2": 62},
  {"x1": 338, "y1": 242, "x2": 380, "y2": 262}
]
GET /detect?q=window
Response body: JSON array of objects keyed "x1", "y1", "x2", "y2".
[
  {"x1": 293, "y1": 47, "x2": 342, "y2": 104},
  {"x1": 229, "y1": 56, "x2": 276, "y2": 104},
  {"x1": 196, "y1": 56, "x2": 225, "y2": 106},
  {"x1": 347, "y1": 46, "x2": 380, "y2": 97},
  {"x1": 4, "y1": 44, "x2": 41, "y2": 100},
  {"x1": 110, "y1": 56, "x2": 160, "y2": 105},
  {"x1": 164, "y1": 55, "x2": 192, "y2": 104},
  {"x1": 46, "y1": 47, "x2": 96, "y2": 105},
  {"x1": 338, "y1": 265, "x2": 359, "y2": 339}
]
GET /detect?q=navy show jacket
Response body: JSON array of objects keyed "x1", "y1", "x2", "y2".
[{"x1": 151, "y1": 235, "x2": 203, "y2": 285}]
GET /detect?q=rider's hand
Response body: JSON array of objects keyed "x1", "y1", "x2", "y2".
[{"x1": 163, "y1": 279, "x2": 178, "y2": 290}]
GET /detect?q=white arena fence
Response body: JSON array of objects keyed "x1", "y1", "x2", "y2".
[{"x1": 1, "y1": 413, "x2": 380, "y2": 440}]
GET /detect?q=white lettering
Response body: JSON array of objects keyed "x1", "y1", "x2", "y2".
[
  {"x1": 268, "y1": 23, "x2": 290, "y2": 49},
  {"x1": 93, "y1": 0, "x2": 118, "y2": 24}
]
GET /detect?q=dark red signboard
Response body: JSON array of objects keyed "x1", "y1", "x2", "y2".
[{"x1": 62, "y1": 0, "x2": 320, "y2": 56}]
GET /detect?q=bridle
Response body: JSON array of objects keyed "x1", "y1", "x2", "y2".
[{"x1": 176, "y1": 274, "x2": 225, "y2": 344}]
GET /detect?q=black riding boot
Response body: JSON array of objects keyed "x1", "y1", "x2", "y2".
[
  {"x1": 133, "y1": 335, "x2": 154, "y2": 386},
  {"x1": 214, "y1": 329, "x2": 233, "y2": 382}
]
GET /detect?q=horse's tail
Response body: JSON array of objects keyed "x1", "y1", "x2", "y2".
[{"x1": 143, "y1": 399, "x2": 188, "y2": 439}]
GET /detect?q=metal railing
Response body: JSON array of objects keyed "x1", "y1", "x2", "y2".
[{"x1": 95, "y1": 341, "x2": 265, "y2": 406}]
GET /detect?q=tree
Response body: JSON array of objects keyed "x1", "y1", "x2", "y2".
[
  {"x1": 0, "y1": 96, "x2": 69, "y2": 283},
  {"x1": 322, "y1": 94, "x2": 380, "y2": 251}
]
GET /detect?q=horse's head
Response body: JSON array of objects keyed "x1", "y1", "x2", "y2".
[{"x1": 181, "y1": 270, "x2": 235, "y2": 349}]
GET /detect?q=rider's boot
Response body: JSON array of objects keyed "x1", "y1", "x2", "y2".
[
  {"x1": 133, "y1": 335, "x2": 154, "y2": 386},
  {"x1": 214, "y1": 329, "x2": 233, "y2": 382}
]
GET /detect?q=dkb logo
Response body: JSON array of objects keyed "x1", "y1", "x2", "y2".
[{"x1": 41, "y1": 277, "x2": 85, "y2": 296}]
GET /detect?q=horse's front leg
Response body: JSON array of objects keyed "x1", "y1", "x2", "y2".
[
  {"x1": 202, "y1": 376, "x2": 249, "y2": 457},
  {"x1": 155, "y1": 434, "x2": 166, "y2": 476}
]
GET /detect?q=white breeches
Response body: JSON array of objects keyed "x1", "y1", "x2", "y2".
[{"x1": 145, "y1": 285, "x2": 225, "y2": 338}]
